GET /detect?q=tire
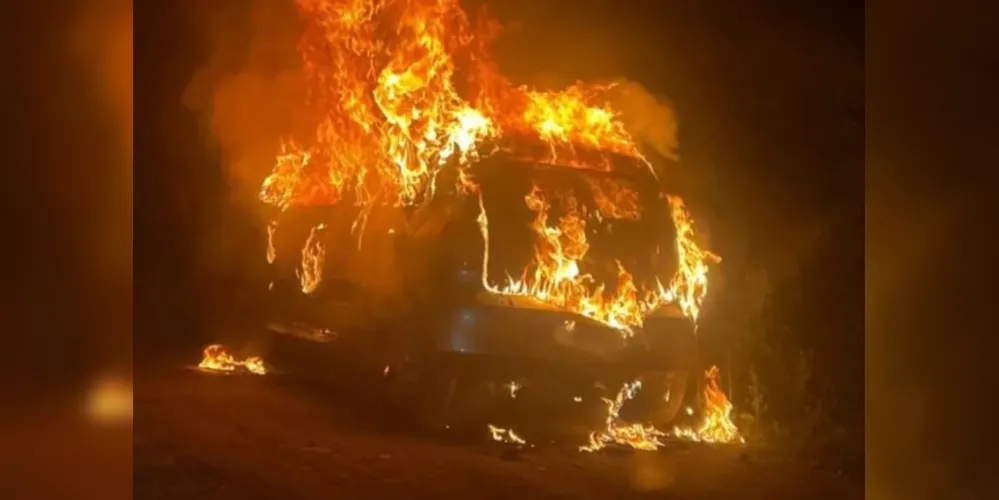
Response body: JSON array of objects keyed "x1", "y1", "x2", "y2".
[
  {"x1": 642, "y1": 370, "x2": 689, "y2": 427},
  {"x1": 654, "y1": 370, "x2": 689, "y2": 426}
]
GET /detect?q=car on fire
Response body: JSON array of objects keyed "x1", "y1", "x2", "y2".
[{"x1": 262, "y1": 149, "x2": 706, "y2": 435}]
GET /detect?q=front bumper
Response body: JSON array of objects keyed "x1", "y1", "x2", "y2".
[{"x1": 432, "y1": 294, "x2": 697, "y2": 374}]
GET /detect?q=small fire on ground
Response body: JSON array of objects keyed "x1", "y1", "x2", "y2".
[
  {"x1": 198, "y1": 344, "x2": 267, "y2": 375},
  {"x1": 487, "y1": 424, "x2": 527, "y2": 445}
]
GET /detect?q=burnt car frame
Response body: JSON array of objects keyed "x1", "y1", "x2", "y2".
[{"x1": 263, "y1": 153, "x2": 699, "y2": 434}]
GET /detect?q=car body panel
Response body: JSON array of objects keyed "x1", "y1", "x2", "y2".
[{"x1": 265, "y1": 156, "x2": 697, "y2": 377}]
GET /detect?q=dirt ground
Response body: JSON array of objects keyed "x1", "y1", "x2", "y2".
[{"x1": 134, "y1": 361, "x2": 862, "y2": 500}]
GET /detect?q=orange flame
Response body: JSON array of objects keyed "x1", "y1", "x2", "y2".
[
  {"x1": 581, "y1": 380, "x2": 665, "y2": 452},
  {"x1": 479, "y1": 187, "x2": 718, "y2": 332},
  {"x1": 198, "y1": 345, "x2": 267, "y2": 375},
  {"x1": 260, "y1": 0, "x2": 652, "y2": 209},
  {"x1": 266, "y1": 220, "x2": 278, "y2": 264},
  {"x1": 297, "y1": 224, "x2": 327, "y2": 294},
  {"x1": 487, "y1": 424, "x2": 528, "y2": 445},
  {"x1": 586, "y1": 177, "x2": 642, "y2": 221},
  {"x1": 516, "y1": 83, "x2": 648, "y2": 164},
  {"x1": 582, "y1": 366, "x2": 742, "y2": 452},
  {"x1": 483, "y1": 184, "x2": 641, "y2": 332},
  {"x1": 663, "y1": 196, "x2": 721, "y2": 322},
  {"x1": 673, "y1": 366, "x2": 743, "y2": 444},
  {"x1": 263, "y1": 1, "x2": 719, "y2": 330}
]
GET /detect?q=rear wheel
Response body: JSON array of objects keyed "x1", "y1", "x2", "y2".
[
  {"x1": 637, "y1": 370, "x2": 689, "y2": 427},
  {"x1": 650, "y1": 371, "x2": 688, "y2": 427}
]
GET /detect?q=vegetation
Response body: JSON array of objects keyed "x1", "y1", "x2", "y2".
[{"x1": 705, "y1": 211, "x2": 862, "y2": 476}]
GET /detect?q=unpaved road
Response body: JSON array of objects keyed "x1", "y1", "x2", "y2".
[{"x1": 134, "y1": 363, "x2": 861, "y2": 500}]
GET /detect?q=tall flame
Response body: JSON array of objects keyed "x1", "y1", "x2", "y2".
[
  {"x1": 260, "y1": 0, "x2": 650, "y2": 209},
  {"x1": 664, "y1": 196, "x2": 721, "y2": 322}
]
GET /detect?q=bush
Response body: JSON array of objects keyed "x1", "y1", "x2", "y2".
[{"x1": 712, "y1": 266, "x2": 860, "y2": 474}]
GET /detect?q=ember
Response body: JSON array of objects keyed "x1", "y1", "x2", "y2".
[
  {"x1": 487, "y1": 424, "x2": 528, "y2": 445},
  {"x1": 506, "y1": 381, "x2": 521, "y2": 399}
]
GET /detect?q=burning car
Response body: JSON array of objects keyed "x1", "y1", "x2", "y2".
[
  {"x1": 243, "y1": 0, "x2": 720, "y2": 435},
  {"x1": 263, "y1": 145, "x2": 712, "y2": 432}
]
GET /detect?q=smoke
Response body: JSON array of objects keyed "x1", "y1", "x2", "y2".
[
  {"x1": 184, "y1": 0, "x2": 314, "y2": 206},
  {"x1": 606, "y1": 79, "x2": 680, "y2": 163}
]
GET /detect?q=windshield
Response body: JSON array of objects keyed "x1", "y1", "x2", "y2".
[{"x1": 473, "y1": 160, "x2": 676, "y2": 295}]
